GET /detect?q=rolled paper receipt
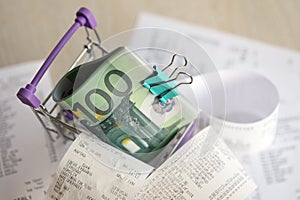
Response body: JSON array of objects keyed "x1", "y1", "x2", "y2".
[{"x1": 186, "y1": 69, "x2": 279, "y2": 154}]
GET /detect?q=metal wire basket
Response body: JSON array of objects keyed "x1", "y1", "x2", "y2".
[{"x1": 17, "y1": 7, "x2": 107, "y2": 142}]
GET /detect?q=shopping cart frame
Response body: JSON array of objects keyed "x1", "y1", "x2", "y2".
[{"x1": 17, "y1": 7, "x2": 107, "y2": 141}]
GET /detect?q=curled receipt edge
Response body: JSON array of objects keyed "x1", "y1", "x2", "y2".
[{"x1": 187, "y1": 69, "x2": 280, "y2": 154}]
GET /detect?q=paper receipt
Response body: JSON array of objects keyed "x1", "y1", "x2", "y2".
[
  {"x1": 46, "y1": 132, "x2": 154, "y2": 200},
  {"x1": 46, "y1": 127, "x2": 256, "y2": 200}
]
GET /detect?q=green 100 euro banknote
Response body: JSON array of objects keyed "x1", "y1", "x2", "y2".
[{"x1": 52, "y1": 47, "x2": 199, "y2": 162}]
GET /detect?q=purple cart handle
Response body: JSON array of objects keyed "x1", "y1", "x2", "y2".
[{"x1": 17, "y1": 7, "x2": 98, "y2": 108}]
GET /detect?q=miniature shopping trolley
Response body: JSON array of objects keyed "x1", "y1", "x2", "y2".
[{"x1": 16, "y1": 7, "x2": 200, "y2": 165}]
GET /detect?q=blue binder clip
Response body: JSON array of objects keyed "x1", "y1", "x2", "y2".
[{"x1": 143, "y1": 54, "x2": 193, "y2": 104}]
